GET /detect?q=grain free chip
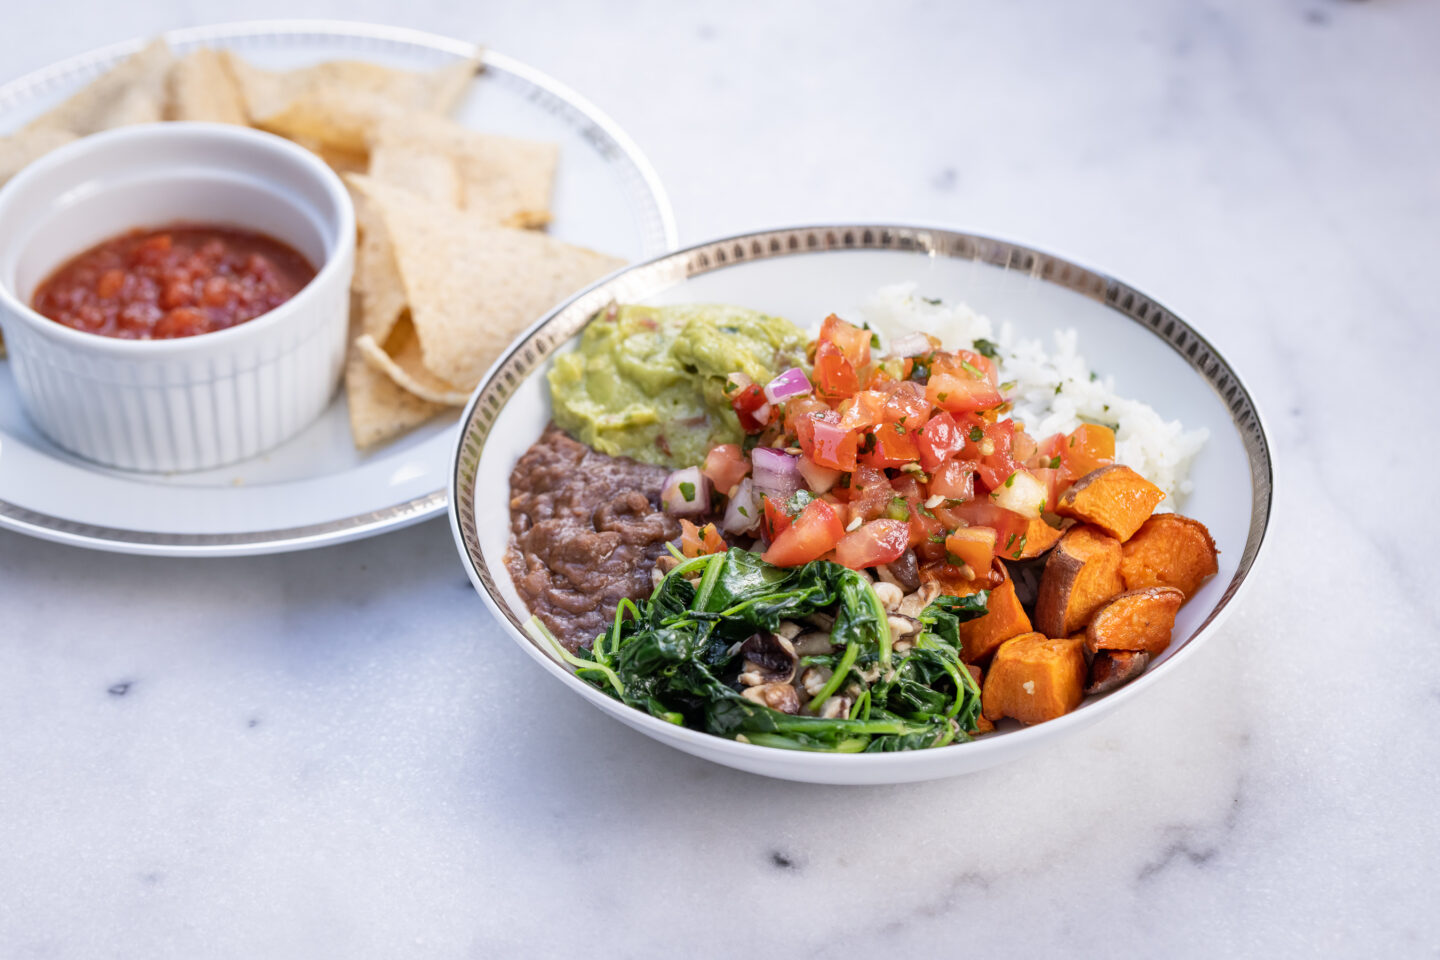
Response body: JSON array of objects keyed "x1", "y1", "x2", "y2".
[
  {"x1": 166, "y1": 47, "x2": 246, "y2": 124},
  {"x1": 344, "y1": 345, "x2": 447, "y2": 448},
  {"x1": 0, "y1": 127, "x2": 76, "y2": 186},
  {"x1": 24, "y1": 38, "x2": 173, "y2": 134},
  {"x1": 355, "y1": 315, "x2": 471, "y2": 407},
  {"x1": 227, "y1": 53, "x2": 479, "y2": 154},
  {"x1": 349, "y1": 183, "x2": 409, "y2": 342},
  {"x1": 349, "y1": 175, "x2": 624, "y2": 390},
  {"x1": 367, "y1": 113, "x2": 557, "y2": 227}
]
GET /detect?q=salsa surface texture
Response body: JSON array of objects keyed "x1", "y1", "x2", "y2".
[{"x1": 32, "y1": 225, "x2": 316, "y2": 339}]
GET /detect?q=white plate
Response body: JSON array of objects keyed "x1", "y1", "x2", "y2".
[
  {"x1": 0, "y1": 20, "x2": 675, "y2": 556},
  {"x1": 450, "y1": 225, "x2": 1274, "y2": 784}
]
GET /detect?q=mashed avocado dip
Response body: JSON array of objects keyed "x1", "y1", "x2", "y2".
[{"x1": 548, "y1": 303, "x2": 807, "y2": 468}]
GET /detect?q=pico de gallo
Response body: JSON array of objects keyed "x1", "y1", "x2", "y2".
[{"x1": 659, "y1": 312, "x2": 1116, "y2": 583}]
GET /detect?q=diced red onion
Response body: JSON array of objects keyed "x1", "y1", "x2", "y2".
[
  {"x1": 889, "y1": 332, "x2": 933, "y2": 358},
  {"x1": 797, "y1": 457, "x2": 841, "y2": 494},
  {"x1": 660, "y1": 466, "x2": 710, "y2": 516},
  {"x1": 750, "y1": 447, "x2": 801, "y2": 503},
  {"x1": 753, "y1": 401, "x2": 772, "y2": 425},
  {"x1": 763, "y1": 367, "x2": 812, "y2": 404},
  {"x1": 726, "y1": 371, "x2": 753, "y2": 394},
  {"x1": 722, "y1": 477, "x2": 761, "y2": 534}
]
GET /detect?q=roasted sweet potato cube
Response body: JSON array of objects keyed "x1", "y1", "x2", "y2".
[
  {"x1": 1016, "y1": 514, "x2": 1066, "y2": 559},
  {"x1": 1034, "y1": 524, "x2": 1125, "y2": 637},
  {"x1": 1121, "y1": 513, "x2": 1219, "y2": 599},
  {"x1": 958, "y1": 563, "x2": 1032, "y2": 664},
  {"x1": 1055, "y1": 465, "x2": 1165, "y2": 542},
  {"x1": 1086, "y1": 586, "x2": 1185, "y2": 656},
  {"x1": 981, "y1": 632, "x2": 1086, "y2": 725},
  {"x1": 1085, "y1": 650, "x2": 1151, "y2": 695}
]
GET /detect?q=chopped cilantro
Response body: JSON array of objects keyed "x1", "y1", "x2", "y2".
[
  {"x1": 870, "y1": 332, "x2": 881, "y2": 349},
  {"x1": 1004, "y1": 473, "x2": 1016, "y2": 488},
  {"x1": 923, "y1": 297, "x2": 942, "y2": 305},
  {"x1": 1005, "y1": 533, "x2": 1016, "y2": 548},
  {"x1": 968, "y1": 426, "x2": 984, "y2": 442},
  {"x1": 1010, "y1": 535, "x2": 1027, "y2": 559},
  {"x1": 1048, "y1": 455, "x2": 1061, "y2": 469},
  {"x1": 999, "y1": 380, "x2": 1017, "y2": 392},
  {"x1": 916, "y1": 501, "x2": 936, "y2": 519},
  {"x1": 885, "y1": 497, "x2": 912, "y2": 522},
  {"x1": 1089, "y1": 371, "x2": 1098, "y2": 382},
  {"x1": 958, "y1": 359, "x2": 985, "y2": 379},
  {"x1": 738, "y1": 505, "x2": 750, "y2": 517},
  {"x1": 1054, "y1": 383, "x2": 1063, "y2": 395},
  {"x1": 928, "y1": 532, "x2": 949, "y2": 544},
  {"x1": 679, "y1": 481, "x2": 696, "y2": 502},
  {"x1": 937, "y1": 392, "x2": 949, "y2": 402},
  {"x1": 973, "y1": 338, "x2": 999, "y2": 359},
  {"x1": 946, "y1": 551, "x2": 966, "y2": 566}
]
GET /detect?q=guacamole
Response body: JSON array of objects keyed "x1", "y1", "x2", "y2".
[{"x1": 548, "y1": 303, "x2": 808, "y2": 468}]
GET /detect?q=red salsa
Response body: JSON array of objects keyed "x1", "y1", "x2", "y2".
[{"x1": 32, "y1": 225, "x2": 316, "y2": 339}]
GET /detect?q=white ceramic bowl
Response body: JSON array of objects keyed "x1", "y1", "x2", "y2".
[
  {"x1": 0, "y1": 123, "x2": 354, "y2": 472},
  {"x1": 450, "y1": 225, "x2": 1274, "y2": 784}
]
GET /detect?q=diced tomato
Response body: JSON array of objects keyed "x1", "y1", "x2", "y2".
[
  {"x1": 783, "y1": 394, "x2": 832, "y2": 437},
  {"x1": 917, "y1": 411, "x2": 965, "y2": 471},
  {"x1": 949, "y1": 499, "x2": 1029, "y2": 559},
  {"x1": 761, "y1": 495, "x2": 792, "y2": 542},
  {"x1": 883, "y1": 381, "x2": 931, "y2": 427},
  {"x1": 975, "y1": 420, "x2": 1021, "y2": 491},
  {"x1": 837, "y1": 390, "x2": 887, "y2": 431},
  {"x1": 905, "y1": 498, "x2": 946, "y2": 549},
  {"x1": 865, "y1": 358, "x2": 912, "y2": 388},
  {"x1": 847, "y1": 466, "x2": 896, "y2": 521},
  {"x1": 1011, "y1": 428, "x2": 1038, "y2": 465},
  {"x1": 702, "y1": 444, "x2": 750, "y2": 495},
  {"x1": 1030, "y1": 466, "x2": 1063, "y2": 513},
  {"x1": 763, "y1": 499, "x2": 845, "y2": 567},
  {"x1": 819, "y1": 313, "x2": 871, "y2": 369},
  {"x1": 834, "y1": 519, "x2": 909, "y2": 570},
  {"x1": 813, "y1": 340, "x2": 860, "y2": 400},
  {"x1": 945, "y1": 527, "x2": 996, "y2": 574},
  {"x1": 804, "y1": 419, "x2": 859, "y2": 471},
  {"x1": 731, "y1": 383, "x2": 769, "y2": 433},
  {"x1": 680, "y1": 519, "x2": 727, "y2": 558},
  {"x1": 926, "y1": 372, "x2": 1003, "y2": 414},
  {"x1": 861, "y1": 424, "x2": 920, "y2": 469},
  {"x1": 958, "y1": 349, "x2": 998, "y2": 385},
  {"x1": 929, "y1": 458, "x2": 976, "y2": 502}
]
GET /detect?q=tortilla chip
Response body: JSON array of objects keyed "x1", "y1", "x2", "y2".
[
  {"x1": 227, "y1": 53, "x2": 479, "y2": 154},
  {"x1": 166, "y1": 48, "x2": 246, "y2": 124},
  {"x1": 0, "y1": 126, "x2": 77, "y2": 186},
  {"x1": 367, "y1": 114, "x2": 556, "y2": 227},
  {"x1": 348, "y1": 175, "x2": 624, "y2": 389},
  {"x1": 344, "y1": 345, "x2": 446, "y2": 448},
  {"x1": 356, "y1": 316, "x2": 471, "y2": 406},
  {"x1": 24, "y1": 38, "x2": 172, "y2": 134},
  {"x1": 349, "y1": 185, "x2": 409, "y2": 343}
]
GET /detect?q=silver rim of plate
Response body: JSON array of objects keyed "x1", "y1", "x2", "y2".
[
  {"x1": 451, "y1": 224, "x2": 1274, "y2": 754},
  {"x1": 0, "y1": 19, "x2": 678, "y2": 555}
]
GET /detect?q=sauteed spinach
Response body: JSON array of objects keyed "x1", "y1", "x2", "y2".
[{"x1": 534, "y1": 549, "x2": 989, "y2": 753}]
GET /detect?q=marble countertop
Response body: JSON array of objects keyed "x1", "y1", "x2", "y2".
[{"x1": 3, "y1": 1, "x2": 1438, "y2": 956}]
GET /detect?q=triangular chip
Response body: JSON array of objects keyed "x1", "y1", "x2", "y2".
[
  {"x1": 344, "y1": 345, "x2": 446, "y2": 448},
  {"x1": 348, "y1": 175, "x2": 624, "y2": 389},
  {"x1": 0, "y1": 127, "x2": 77, "y2": 186},
  {"x1": 348, "y1": 183, "x2": 409, "y2": 343},
  {"x1": 24, "y1": 38, "x2": 173, "y2": 134},
  {"x1": 227, "y1": 53, "x2": 479, "y2": 154},
  {"x1": 367, "y1": 113, "x2": 556, "y2": 227},
  {"x1": 166, "y1": 48, "x2": 246, "y2": 124},
  {"x1": 355, "y1": 315, "x2": 470, "y2": 406}
]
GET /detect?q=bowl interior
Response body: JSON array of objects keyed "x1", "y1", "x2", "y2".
[
  {"x1": 455, "y1": 227, "x2": 1271, "y2": 781},
  {"x1": 0, "y1": 126, "x2": 341, "y2": 305}
]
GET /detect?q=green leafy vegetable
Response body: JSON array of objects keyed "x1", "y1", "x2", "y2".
[
  {"x1": 553, "y1": 550, "x2": 989, "y2": 753},
  {"x1": 973, "y1": 338, "x2": 999, "y2": 359}
]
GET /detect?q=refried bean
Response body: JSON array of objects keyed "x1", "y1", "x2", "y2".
[{"x1": 507, "y1": 423, "x2": 681, "y2": 649}]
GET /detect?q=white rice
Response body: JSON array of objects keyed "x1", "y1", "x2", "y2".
[{"x1": 859, "y1": 283, "x2": 1207, "y2": 504}]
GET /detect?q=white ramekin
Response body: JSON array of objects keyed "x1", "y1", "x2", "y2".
[{"x1": 0, "y1": 123, "x2": 355, "y2": 472}]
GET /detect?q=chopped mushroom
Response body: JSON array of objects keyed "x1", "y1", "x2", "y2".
[
  {"x1": 817, "y1": 695, "x2": 853, "y2": 719},
  {"x1": 742, "y1": 682, "x2": 800, "y2": 714},
  {"x1": 801, "y1": 666, "x2": 833, "y2": 697},
  {"x1": 883, "y1": 550, "x2": 921, "y2": 592},
  {"x1": 873, "y1": 581, "x2": 903, "y2": 612},
  {"x1": 792, "y1": 631, "x2": 835, "y2": 657},
  {"x1": 736, "y1": 632, "x2": 798, "y2": 686}
]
